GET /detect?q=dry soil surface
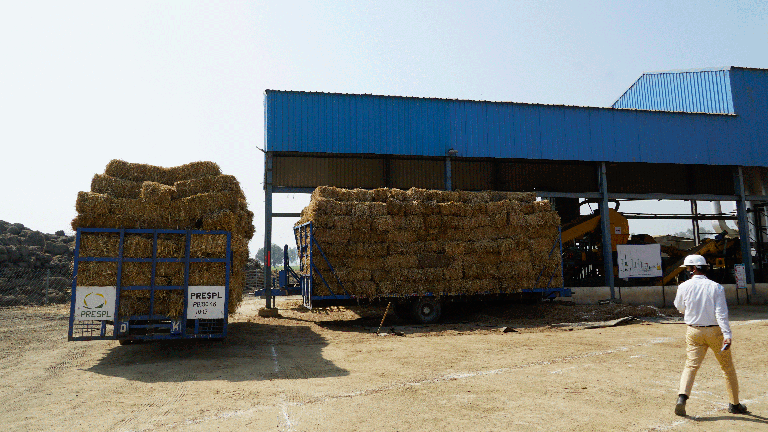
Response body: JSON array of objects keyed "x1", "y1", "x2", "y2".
[{"x1": 2, "y1": 297, "x2": 768, "y2": 432}]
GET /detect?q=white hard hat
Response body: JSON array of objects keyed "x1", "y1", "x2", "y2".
[{"x1": 681, "y1": 254, "x2": 708, "y2": 267}]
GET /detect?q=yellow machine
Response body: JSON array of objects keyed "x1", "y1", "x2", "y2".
[
  {"x1": 560, "y1": 208, "x2": 741, "y2": 286},
  {"x1": 560, "y1": 209, "x2": 630, "y2": 286},
  {"x1": 561, "y1": 209, "x2": 630, "y2": 251}
]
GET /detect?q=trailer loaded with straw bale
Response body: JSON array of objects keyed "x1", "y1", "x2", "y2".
[
  {"x1": 294, "y1": 186, "x2": 569, "y2": 323},
  {"x1": 67, "y1": 160, "x2": 254, "y2": 343}
]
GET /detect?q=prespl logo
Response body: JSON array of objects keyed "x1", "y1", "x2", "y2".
[
  {"x1": 74, "y1": 287, "x2": 116, "y2": 321},
  {"x1": 83, "y1": 292, "x2": 106, "y2": 309}
]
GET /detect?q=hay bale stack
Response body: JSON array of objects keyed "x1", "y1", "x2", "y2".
[
  {"x1": 295, "y1": 187, "x2": 562, "y2": 298},
  {"x1": 72, "y1": 160, "x2": 254, "y2": 318}
]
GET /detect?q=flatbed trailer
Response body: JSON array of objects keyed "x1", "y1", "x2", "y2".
[
  {"x1": 293, "y1": 222, "x2": 571, "y2": 323},
  {"x1": 68, "y1": 228, "x2": 231, "y2": 343}
]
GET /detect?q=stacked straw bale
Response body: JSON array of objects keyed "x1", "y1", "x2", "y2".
[
  {"x1": 295, "y1": 187, "x2": 562, "y2": 298},
  {"x1": 72, "y1": 160, "x2": 254, "y2": 317}
]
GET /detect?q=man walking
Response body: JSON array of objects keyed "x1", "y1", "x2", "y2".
[{"x1": 673, "y1": 254, "x2": 748, "y2": 416}]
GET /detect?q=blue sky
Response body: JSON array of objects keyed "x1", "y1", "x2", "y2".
[{"x1": 1, "y1": 0, "x2": 766, "y2": 250}]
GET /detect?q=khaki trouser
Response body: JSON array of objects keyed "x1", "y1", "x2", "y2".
[{"x1": 679, "y1": 325, "x2": 739, "y2": 404}]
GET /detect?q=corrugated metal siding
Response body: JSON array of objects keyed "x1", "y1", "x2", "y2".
[
  {"x1": 270, "y1": 154, "x2": 747, "y2": 195},
  {"x1": 606, "y1": 163, "x2": 734, "y2": 195},
  {"x1": 390, "y1": 159, "x2": 444, "y2": 190},
  {"x1": 612, "y1": 69, "x2": 735, "y2": 113},
  {"x1": 265, "y1": 68, "x2": 767, "y2": 167},
  {"x1": 730, "y1": 68, "x2": 768, "y2": 165},
  {"x1": 272, "y1": 156, "x2": 385, "y2": 189}
]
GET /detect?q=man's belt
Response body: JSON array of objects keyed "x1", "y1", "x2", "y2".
[{"x1": 688, "y1": 324, "x2": 718, "y2": 328}]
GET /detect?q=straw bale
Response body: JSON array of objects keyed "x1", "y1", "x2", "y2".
[
  {"x1": 78, "y1": 233, "x2": 120, "y2": 257},
  {"x1": 534, "y1": 200, "x2": 552, "y2": 212},
  {"x1": 104, "y1": 159, "x2": 221, "y2": 185},
  {"x1": 464, "y1": 263, "x2": 500, "y2": 279},
  {"x1": 388, "y1": 189, "x2": 407, "y2": 201},
  {"x1": 349, "y1": 257, "x2": 383, "y2": 270},
  {"x1": 401, "y1": 200, "x2": 423, "y2": 216},
  {"x1": 371, "y1": 270, "x2": 389, "y2": 283},
  {"x1": 384, "y1": 254, "x2": 418, "y2": 270},
  {"x1": 76, "y1": 261, "x2": 117, "y2": 286},
  {"x1": 418, "y1": 268, "x2": 445, "y2": 281},
  {"x1": 309, "y1": 215, "x2": 335, "y2": 229},
  {"x1": 423, "y1": 215, "x2": 443, "y2": 230},
  {"x1": 421, "y1": 241, "x2": 447, "y2": 254},
  {"x1": 351, "y1": 188, "x2": 373, "y2": 202},
  {"x1": 372, "y1": 188, "x2": 390, "y2": 202},
  {"x1": 352, "y1": 202, "x2": 386, "y2": 217},
  {"x1": 201, "y1": 210, "x2": 239, "y2": 233},
  {"x1": 335, "y1": 269, "x2": 372, "y2": 282},
  {"x1": 351, "y1": 216, "x2": 373, "y2": 231},
  {"x1": 444, "y1": 263, "x2": 463, "y2": 280},
  {"x1": 173, "y1": 175, "x2": 244, "y2": 200},
  {"x1": 438, "y1": 202, "x2": 471, "y2": 217},
  {"x1": 404, "y1": 188, "x2": 430, "y2": 202},
  {"x1": 416, "y1": 253, "x2": 452, "y2": 268},
  {"x1": 75, "y1": 191, "x2": 110, "y2": 215},
  {"x1": 396, "y1": 216, "x2": 424, "y2": 231},
  {"x1": 444, "y1": 241, "x2": 467, "y2": 256},
  {"x1": 140, "y1": 181, "x2": 174, "y2": 205},
  {"x1": 352, "y1": 281, "x2": 378, "y2": 297},
  {"x1": 385, "y1": 198, "x2": 405, "y2": 215},
  {"x1": 297, "y1": 186, "x2": 561, "y2": 299},
  {"x1": 312, "y1": 186, "x2": 354, "y2": 202},
  {"x1": 350, "y1": 230, "x2": 386, "y2": 244},
  {"x1": 372, "y1": 216, "x2": 394, "y2": 232},
  {"x1": 388, "y1": 268, "x2": 425, "y2": 284},
  {"x1": 472, "y1": 240, "x2": 501, "y2": 255},
  {"x1": 351, "y1": 242, "x2": 387, "y2": 256},
  {"x1": 524, "y1": 212, "x2": 561, "y2": 230},
  {"x1": 91, "y1": 174, "x2": 142, "y2": 199},
  {"x1": 489, "y1": 211, "x2": 507, "y2": 228},
  {"x1": 385, "y1": 230, "x2": 417, "y2": 243}
]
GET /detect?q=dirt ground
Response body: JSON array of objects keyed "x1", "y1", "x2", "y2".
[{"x1": 2, "y1": 297, "x2": 768, "y2": 432}]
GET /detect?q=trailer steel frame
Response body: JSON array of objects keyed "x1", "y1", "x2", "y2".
[{"x1": 68, "y1": 228, "x2": 231, "y2": 342}]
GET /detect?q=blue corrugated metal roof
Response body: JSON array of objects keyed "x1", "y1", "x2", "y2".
[
  {"x1": 264, "y1": 67, "x2": 768, "y2": 167},
  {"x1": 612, "y1": 67, "x2": 735, "y2": 114}
]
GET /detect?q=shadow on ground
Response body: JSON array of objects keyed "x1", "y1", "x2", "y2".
[
  {"x1": 310, "y1": 301, "x2": 682, "y2": 335},
  {"x1": 86, "y1": 321, "x2": 348, "y2": 382}
]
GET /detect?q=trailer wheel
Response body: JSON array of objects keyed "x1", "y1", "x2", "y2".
[{"x1": 411, "y1": 297, "x2": 442, "y2": 324}]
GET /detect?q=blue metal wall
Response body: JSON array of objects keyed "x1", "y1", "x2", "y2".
[
  {"x1": 612, "y1": 67, "x2": 734, "y2": 114},
  {"x1": 264, "y1": 67, "x2": 768, "y2": 167}
]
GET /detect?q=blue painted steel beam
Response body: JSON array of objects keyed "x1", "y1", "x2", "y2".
[
  {"x1": 599, "y1": 162, "x2": 616, "y2": 298},
  {"x1": 735, "y1": 167, "x2": 756, "y2": 295}
]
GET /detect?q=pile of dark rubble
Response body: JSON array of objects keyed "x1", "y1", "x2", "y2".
[
  {"x1": 0, "y1": 221, "x2": 74, "y2": 270},
  {"x1": 0, "y1": 221, "x2": 74, "y2": 306}
]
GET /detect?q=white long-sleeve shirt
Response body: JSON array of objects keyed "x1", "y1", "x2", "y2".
[{"x1": 674, "y1": 274, "x2": 732, "y2": 339}]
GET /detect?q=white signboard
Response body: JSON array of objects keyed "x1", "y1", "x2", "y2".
[
  {"x1": 617, "y1": 244, "x2": 663, "y2": 278},
  {"x1": 187, "y1": 286, "x2": 226, "y2": 319},
  {"x1": 734, "y1": 264, "x2": 747, "y2": 289},
  {"x1": 74, "y1": 286, "x2": 116, "y2": 321}
]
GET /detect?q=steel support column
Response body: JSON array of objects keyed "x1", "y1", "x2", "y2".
[
  {"x1": 599, "y1": 162, "x2": 615, "y2": 299},
  {"x1": 691, "y1": 200, "x2": 700, "y2": 246},
  {"x1": 264, "y1": 153, "x2": 274, "y2": 309},
  {"x1": 445, "y1": 156, "x2": 453, "y2": 191},
  {"x1": 735, "y1": 167, "x2": 756, "y2": 295}
]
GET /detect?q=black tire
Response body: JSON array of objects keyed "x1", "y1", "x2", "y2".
[
  {"x1": 411, "y1": 297, "x2": 442, "y2": 324},
  {"x1": 118, "y1": 339, "x2": 133, "y2": 346}
]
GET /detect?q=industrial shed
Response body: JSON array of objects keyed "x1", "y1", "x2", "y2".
[{"x1": 262, "y1": 66, "x2": 768, "y2": 304}]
